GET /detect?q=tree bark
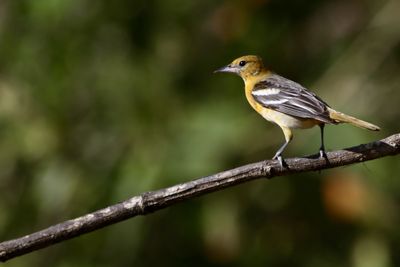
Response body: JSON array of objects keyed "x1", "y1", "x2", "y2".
[{"x1": 1, "y1": 133, "x2": 399, "y2": 262}]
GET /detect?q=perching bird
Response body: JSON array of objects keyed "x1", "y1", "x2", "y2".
[{"x1": 215, "y1": 55, "x2": 380, "y2": 166}]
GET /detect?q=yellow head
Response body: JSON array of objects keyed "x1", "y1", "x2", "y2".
[{"x1": 214, "y1": 55, "x2": 267, "y2": 81}]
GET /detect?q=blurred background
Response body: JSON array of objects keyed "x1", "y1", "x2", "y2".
[{"x1": 0, "y1": 0, "x2": 399, "y2": 266}]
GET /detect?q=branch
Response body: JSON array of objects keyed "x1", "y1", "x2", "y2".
[{"x1": 1, "y1": 133, "x2": 399, "y2": 262}]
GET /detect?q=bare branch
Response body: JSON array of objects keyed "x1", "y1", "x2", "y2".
[{"x1": 1, "y1": 133, "x2": 399, "y2": 262}]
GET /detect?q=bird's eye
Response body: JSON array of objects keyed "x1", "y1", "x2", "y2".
[{"x1": 239, "y1": 60, "x2": 246, "y2": 67}]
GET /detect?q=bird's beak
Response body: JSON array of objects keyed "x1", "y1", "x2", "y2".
[{"x1": 214, "y1": 64, "x2": 238, "y2": 74}]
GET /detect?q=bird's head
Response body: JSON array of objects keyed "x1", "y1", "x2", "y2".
[{"x1": 214, "y1": 55, "x2": 267, "y2": 81}]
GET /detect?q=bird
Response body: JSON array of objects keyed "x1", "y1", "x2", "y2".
[{"x1": 214, "y1": 55, "x2": 380, "y2": 167}]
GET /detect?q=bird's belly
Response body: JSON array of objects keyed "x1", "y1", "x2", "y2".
[{"x1": 259, "y1": 108, "x2": 317, "y2": 129}]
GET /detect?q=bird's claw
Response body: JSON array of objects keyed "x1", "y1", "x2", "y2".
[
  {"x1": 319, "y1": 149, "x2": 326, "y2": 158},
  {"x1": 272, "y1": 154, "x2": 285, "y2": 168}
]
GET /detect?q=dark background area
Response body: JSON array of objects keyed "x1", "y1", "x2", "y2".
[{"x1": 0, "y1": 0, "x2": 399, "y2": 266}]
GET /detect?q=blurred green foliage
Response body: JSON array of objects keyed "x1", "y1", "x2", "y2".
[{"x1": 0, "y1": 0, "x2": 399, "y2": 266}]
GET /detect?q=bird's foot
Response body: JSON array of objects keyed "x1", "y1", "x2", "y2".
[
  {"x1": 272, "y1": 154, "x2": 286, "y2": 168},
  {"x1": 319, "y1": 148, "x2": 330, "y2": 166},
  {"x1": 319, "y1": 149, "x2": 327, "y2": 159}
]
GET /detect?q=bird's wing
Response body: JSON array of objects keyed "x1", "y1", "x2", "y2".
[{"x1": 252, "y1": 74, "x2": 336, "y2": 124}]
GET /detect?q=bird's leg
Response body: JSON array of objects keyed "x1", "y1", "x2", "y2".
[
  {"x1": 319, "y1": 124, "x2": 327, "y2": 158},
  {"x1": 272, "y1": 127, "x2": 293, "y2": 168},
  {"x1": 272, "y1": 141, "x2": 289, "y2": 167}
]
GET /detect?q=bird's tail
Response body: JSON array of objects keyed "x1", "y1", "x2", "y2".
[{"x1": 327, "y1": 107, "x2": 380, "y2": 131}]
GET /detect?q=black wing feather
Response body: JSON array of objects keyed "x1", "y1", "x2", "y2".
[{"x1": 252, "y1": 74, "x2": 336, "y2": 124}]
